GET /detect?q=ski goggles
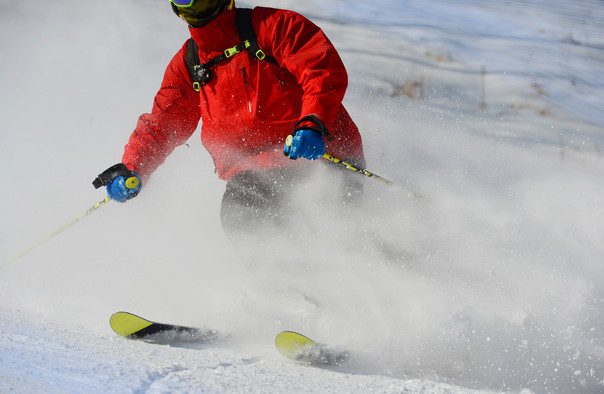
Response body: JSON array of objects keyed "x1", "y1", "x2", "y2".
[{"x1": 170, "y1": 0, "x2": 195, "y2": 7}]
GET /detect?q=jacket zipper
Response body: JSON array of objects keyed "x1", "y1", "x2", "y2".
[
  {"x1": 241, "y1": 69, "x2": 252, "y2": 114},
  {"x1": 271, "y1": 69, "x2": 287, "y2": 88}
]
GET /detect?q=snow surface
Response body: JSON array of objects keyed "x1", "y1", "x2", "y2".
[{"x1": 1, "y1": 0, "x2": 603, "y2": 392}]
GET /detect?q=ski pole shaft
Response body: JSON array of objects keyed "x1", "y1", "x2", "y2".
[
  {"x1": 323, "y1": 153, "x2": 393, "y2": 185},
  {"x1": 2, "y1": 197, "x2": 111, "y2": 267},
  {"x1": 323, "y1": 153, "x2": 423, "y2": 199}
]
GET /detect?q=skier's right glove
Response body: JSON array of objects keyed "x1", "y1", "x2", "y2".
[{"x1": 92, "y1": 163, "x2": 142, "y2": 203}]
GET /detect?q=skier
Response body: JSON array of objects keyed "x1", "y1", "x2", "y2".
[{"x1": 93, "y1": 0, "x2": 365, "y2": 242}]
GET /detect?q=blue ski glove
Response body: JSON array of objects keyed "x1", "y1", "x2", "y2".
[
  {"x1": 283, "y1": 129, "x2": 326, "y2": 160},
  {"x1": 106, "y1": 173, "x2": 142, "y2": 202},
  {"x1": 283, "y1": 115, "x2": 333, "y2": 160},
  {"x1": 93, "y1": 163, "x2": 142, "y2": 203}
]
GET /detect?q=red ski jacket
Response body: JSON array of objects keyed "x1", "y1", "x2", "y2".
[{"x1": 123, "y1": 4, "x2": 365, "y2": 181}]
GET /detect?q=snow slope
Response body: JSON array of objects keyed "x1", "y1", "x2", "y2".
[
  {"x1": 1, "y1": 0, "x2": 603, "y2": 392},
  {"x1": 1, "y1": 312, "x2": 482, "y2": 393}
]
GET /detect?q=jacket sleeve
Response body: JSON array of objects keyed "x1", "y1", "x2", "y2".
[
  {"x1": 253, "y1": 8, "x2": 348, "y2": 131},
  {"x1": 122, "y1": 43, "x2": 201, "y2": 182}
]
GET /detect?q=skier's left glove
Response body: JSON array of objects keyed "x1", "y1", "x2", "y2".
[
  {"x1": 283, "y1": 115, "x2": 333, "y2": 160},
  {"x1": 92, "y1": 163, "x2": 142, "y2": 203}
]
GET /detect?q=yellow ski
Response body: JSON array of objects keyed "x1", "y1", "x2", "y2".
[
  {"x1": 109, "y1": 311, "x2": 218, "y2": 344},
  {"x1": 110, "y1": 311, "x2": 155, "y2": 337},
  {"x1": 275, "y1": 331, "x2": 350, "y2": 366}
]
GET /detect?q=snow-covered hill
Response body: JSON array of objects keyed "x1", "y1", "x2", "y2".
[{"x1": 1, "y1": 0, "x2": 603, "y2": 392}]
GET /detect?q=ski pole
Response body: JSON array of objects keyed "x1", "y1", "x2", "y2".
[
  {"x1": 284, "y1": 134, "x2": 419, "y2": 194},
  {"x1": 323, "y1": 153, "x2": 393, "y2": 185},
  {"x1": 322, "y1": 153, "x2": 423, "y2": 199},
  {"x1": 2, "y1": 197, "x2": 111, "y2": 268}
]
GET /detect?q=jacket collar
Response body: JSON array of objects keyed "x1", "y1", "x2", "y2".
[{"x1": 188, "y1": 4, "x2": 239, "y2": 59}]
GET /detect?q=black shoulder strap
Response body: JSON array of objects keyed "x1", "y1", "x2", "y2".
[
  {"x1": 185, "y1": 38, "x2": 199, "y2": 74},
  {"x1": 184, "y1": 8, "x2": 278, "y2": 92},
  {"x1": 235, "y1": 8, "x2": 277, "y2": 65},
  {"x1": 185, "y1": 38, "x2": 204, "y2": 91}
]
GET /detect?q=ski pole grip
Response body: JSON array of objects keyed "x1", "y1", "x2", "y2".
[
  {"x1": 92, "y1": 163, "x2": 133, "y2": 189},
  {"x1": 125, "y1": 176, "x2": 140, "y2": 190}
]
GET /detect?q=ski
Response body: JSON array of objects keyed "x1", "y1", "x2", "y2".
[
  {"x1": 110, "y1": 312, "x2": 348, "y2": 366},
  {"x1": 275, "y1": 331, "x2": 350, "y2": 366},
  {"x1": 109, "y1": 311, "x2": 219, "y2": 344}
]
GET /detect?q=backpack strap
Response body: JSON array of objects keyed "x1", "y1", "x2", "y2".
[
  {"x1": 185, "y1": 38, "x2": 207, "y2": 92},
  {"x1": 235, "y1": 8, "x2": 277, "y2": 65},
  {"x1": 184, "y1": 8, "x2": 278, "y2": 92}
]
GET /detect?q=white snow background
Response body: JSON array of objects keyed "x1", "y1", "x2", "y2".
[{"x1": 1, "y1": 0, "x2": 603, "y2": 392}]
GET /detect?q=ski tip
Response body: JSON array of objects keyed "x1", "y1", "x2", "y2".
[
  {"x1": 275, "y1": 331, "x2": 316, "y2": 360},
  {"x1": 109, "y1": 311, "x2": 153, "y2": 337}
]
